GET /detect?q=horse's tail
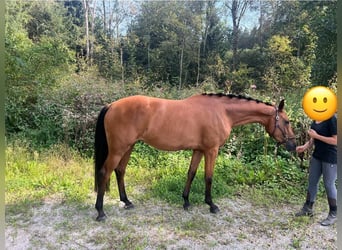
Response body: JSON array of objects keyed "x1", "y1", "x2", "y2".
[{"x1": 94, "y1": 104, "x2": 111, "y2": 192}]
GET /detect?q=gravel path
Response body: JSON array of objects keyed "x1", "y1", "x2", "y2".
[{"x1": 6, "y1": 194, "x2": 337, "y2": 250}]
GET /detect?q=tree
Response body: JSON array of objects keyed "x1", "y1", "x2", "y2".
[
  {"x1": 306, "y1": 1, "x2": 336, "y2": 85},
  {"x1": 82, "y1": 0, "x2": 90, "y2": 64},
  {"x1": 93, "y1": 0, "x2": 136, "y2": 81},
  {"x1": 225, "y1": 0, "x2": 253, "y2": 71},
  {"x1": 5, "y1": 0, "x2": 74, "y2": 135},
  {"x1": 63, "y1": 0, "x2": 86, "y2": 72},
  {"x1": 200, "y1": 0, "x2": 229, "y2": 87},
  {"x1": 256, "y1": 0, "x2": 279, "y2": 49},
  {"x1": 263, "y1": 35, "x2": 310, "y2": 95},
  {"x1": 270, "y1": 0, "x2": 336, "y2": 86},
  {"x1": 128, "y1": 1, "x2": 205, "y2": 88}
]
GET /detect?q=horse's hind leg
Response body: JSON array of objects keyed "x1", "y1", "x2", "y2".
[
  {"x1": 182, "y1": 150, "x2": 203, "y2": 210},
  {"x1": 95, "y1": 154, "x2": 122, "y2": 221},
  {"x1": 115, "y1": 146, "x2": 134, "y2": 209}
]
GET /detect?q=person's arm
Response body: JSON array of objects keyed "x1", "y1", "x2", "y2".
[
  {"x1": 308, "y1": 129, "x2": 337, "y2": 146},
  {"x1": 296, "y1": 138, "x2": 314, "y2": 153}
]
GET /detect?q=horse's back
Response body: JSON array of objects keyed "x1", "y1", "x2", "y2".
[{"x1": 107, "y1": 95, "x2": 175, "y2": 123}]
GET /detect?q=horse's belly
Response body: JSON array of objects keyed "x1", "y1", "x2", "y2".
[{"x1": 141, "y1": 131, "x2": 199, "y2": 151}]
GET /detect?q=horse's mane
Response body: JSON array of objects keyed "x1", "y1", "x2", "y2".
[{"x1": 201, "y1": 93, "x2": 273, "y2": 106}]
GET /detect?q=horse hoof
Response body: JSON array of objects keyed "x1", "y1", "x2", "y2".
[
  {"x1": 210, "y1": 206, "x2": 220, "y2": 214},
  {"x1": 96, "y1": 214, "x2": 107, "y2": 222},
  {"x1": 124, "y1": 203, "x2": 134, "y2": 210},
  {"x1": 183, "y1": 204, "x2": 190, "y2": 211}
]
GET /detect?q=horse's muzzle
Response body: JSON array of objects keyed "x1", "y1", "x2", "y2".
[{"x1": 285, "y1": 140, "x2": 296, "y2": 152}]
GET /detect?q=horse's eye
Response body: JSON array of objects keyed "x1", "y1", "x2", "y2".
[{"x1": 284, "y1": 120, "x2": 290, "y2": 125}]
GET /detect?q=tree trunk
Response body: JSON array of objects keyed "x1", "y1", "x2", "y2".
[
  {"x1": 196, "y1": 40, "x2": 201, "y2": 87},
  {"x1": 102, "y1": 0, "x2": 106, "y2": 34},
  {"x1": 82, "y1": 0, "x2": 90, "y2": 64},
  {"x1": 121, "y1": 42, "x2": 124, "y2": 85},
  {"x1": 258, "y1": 0, "x2": 263, "y2": 49},
  {"x1": 179, "y1": 37, "x2": 185, "y2": 90},
  {"x1": 231, "y1": 0, "x2": 238, "y2": 71},
  {"x1": 229, "y1": 0, "x2": 250, "y2": 71},
  {"x1": 89, "y1": 0, "x2": 96, "y2": 66}
]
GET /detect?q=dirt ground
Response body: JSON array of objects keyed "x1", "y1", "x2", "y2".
[{"x1": 6, "y1": 194, "x2": 337, "y2": 250}]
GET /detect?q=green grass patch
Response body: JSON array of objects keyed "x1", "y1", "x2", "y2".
[
  {"x1": 6, "y1": 142, "x2": 314, "y2": 214},
  {"x1": 150, "y1": 164, "x2": 234, "y2": 204},
  {"x1": 6, "y1": 143, "x2": 93, "y2": 207}
]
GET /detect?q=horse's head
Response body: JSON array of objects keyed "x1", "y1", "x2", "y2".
[{"x1": 267, "y1": 100, "x2": 296, "y2": 152}]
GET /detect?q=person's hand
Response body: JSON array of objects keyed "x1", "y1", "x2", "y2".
[
  {"x1": 296, "y1": 145, "x2": 306, "y2": 153},
  {"x1": 308, "y1": 129, "x2": 318, "y2": 139}
]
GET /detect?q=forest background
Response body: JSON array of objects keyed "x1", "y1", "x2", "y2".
[{"x1": 5, "y1": 0, "x2": 337, "y2": 215}]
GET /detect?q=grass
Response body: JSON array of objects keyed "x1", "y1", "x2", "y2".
[
  {"x1": 6, "y1": 144, "x2": 93, "y2": 206},
  {"x1": 5, "y1": 141, "x2": 323, "y2": 215},
  {"x1": 5, "y1": 143, "x2": 336, "y2": 250}
]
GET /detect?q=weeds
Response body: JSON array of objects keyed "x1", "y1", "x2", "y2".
[
  {"x1": 5, "y1": 141, "x2": 335, "y2": 249},
  {"x1": 6, "y1": 141, "x2": 318, "y2": 212},
  {"x1": 5, "y1": 143, "x2": 93, "y2": 208}
]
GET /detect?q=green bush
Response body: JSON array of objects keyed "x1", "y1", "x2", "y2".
[{"x1": 6, "y1": 64, "x2": 311, "y2": 163}]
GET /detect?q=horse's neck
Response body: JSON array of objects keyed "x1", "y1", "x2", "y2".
[{"x1": 227, "y1": 103, "x2": 274, "y2": 127}]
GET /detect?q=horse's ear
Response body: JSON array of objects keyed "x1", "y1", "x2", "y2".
[{"x1": 278, "y1": 99, "x2": 285, "y2": 112}]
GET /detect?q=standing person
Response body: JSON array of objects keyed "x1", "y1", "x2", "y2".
[{"x1": 295, "y1": 114, "x2": 337, "y2": 226}]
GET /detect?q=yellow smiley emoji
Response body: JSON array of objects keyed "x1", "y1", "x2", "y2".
[{"x1": 302, "y1": 86, "x2": 337, "y2": 121}]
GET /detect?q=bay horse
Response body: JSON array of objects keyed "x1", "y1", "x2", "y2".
[{"x1": 94, "y1": 93, "x2": 296, "y2": 221}]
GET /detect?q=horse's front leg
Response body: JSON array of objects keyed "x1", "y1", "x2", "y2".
[
  {"x1": 182, "y1": 150, "x2": 203, "y2": 210},
  {"x1": 204, "y1": 148, "x2": 219, "y2": 213},
  {"x1": 115, "y1": 146, "x2": 134, "y2": 209}
]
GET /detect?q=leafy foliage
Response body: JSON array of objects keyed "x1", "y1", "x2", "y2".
[{"x1": 5, "y1": 0, "x2": 75, "y2": 138}]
